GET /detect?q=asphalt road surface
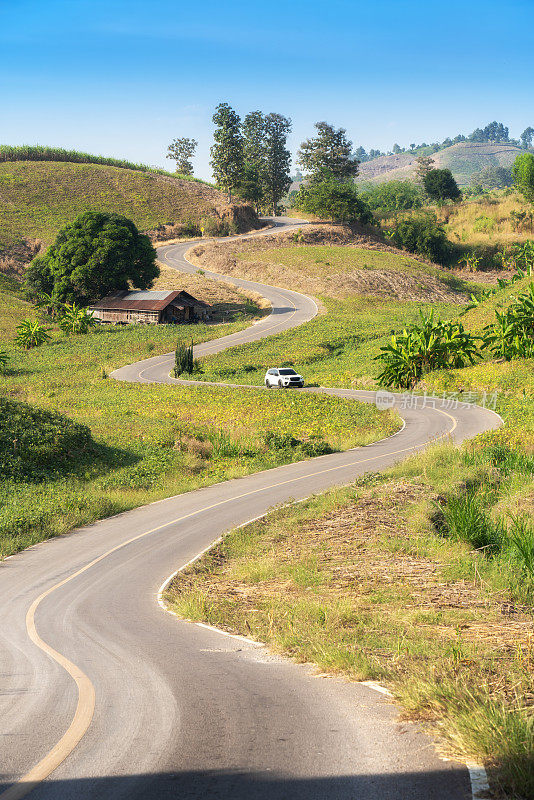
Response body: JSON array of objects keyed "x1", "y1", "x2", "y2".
[{"x1": 0, "y1": 218, "x2": 501, "y2": 800}]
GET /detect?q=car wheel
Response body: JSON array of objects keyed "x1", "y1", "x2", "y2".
[
  {"x1": 278, "y1": 380, "x2": 284, "y2": 388},
  {"x1": 265, "y1": 380, "x2": 270, "y2": 387}
]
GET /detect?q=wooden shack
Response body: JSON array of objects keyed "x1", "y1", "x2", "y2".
[{"x1": 88, "y1": 290, "x2": 211, "y2": 325}]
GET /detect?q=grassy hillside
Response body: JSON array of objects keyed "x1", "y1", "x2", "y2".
[
  {"x1": 357, "y1": 141, "x2": 522, "y2": 186},
  {"x1": 0, "y1": 160, "x2": 255, "y2": 270}
]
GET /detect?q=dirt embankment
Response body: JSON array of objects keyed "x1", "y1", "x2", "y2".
[
  {"x1": 186, "y1": 224, "x2": 467, "y2": 303},
  {"x1": 146, "y1": 203, "x2": 261, "y2": 244},
  {"x1": 0, "y1": 239, "x2": 43, "y2": 278}
]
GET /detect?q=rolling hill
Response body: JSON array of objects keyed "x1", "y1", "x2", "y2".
[
  {"x1": 0, "y1": 160, "x2": 257, "y2": 275},
  {"x1": 357, "y1": 141, "x2": 523, "y2": 186}
]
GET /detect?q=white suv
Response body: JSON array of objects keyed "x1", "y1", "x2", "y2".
[{"x1": 264, "y1": 368, "x2": 304, "y2": 388}]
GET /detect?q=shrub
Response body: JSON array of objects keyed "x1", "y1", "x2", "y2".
[
  {"x1": 0, "y1": 350, "x2": 9, "y2": 373},
  {"x1": 174, "y1": 341, "x2": 201, "y2": 376},
  {"x1": 292, "y1": 179, "x2": 375, "y2": 225},
  {"x1": 392, "y1": 214, "x2": 451, "y2": 264},
  {"x1": 359, "y1": 181, "x2": 423, "y2": 214},
  {"x1": 14, "y1": 319, "x2": 51, "y2": 349},
  {"x1": 375, "y1": 310, "x2": 481, "y2": 388},
  {"x1": 0, "y1": 398, "x2": 92, "y2": 480}
]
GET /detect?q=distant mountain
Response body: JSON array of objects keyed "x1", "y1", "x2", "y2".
[{"x1": 356, "y1": 142, "x2": 523, "y2": 186}]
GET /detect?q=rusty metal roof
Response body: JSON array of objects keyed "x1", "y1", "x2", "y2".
[{"x1": 88, "y1": 290, "x2": 210, "y2": 312}]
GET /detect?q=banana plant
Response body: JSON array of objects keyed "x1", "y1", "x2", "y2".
[
  {"x1": 483, "y1": 283, "x2": 534, "y2": 359},
  {"x1": 0, "y1": 350, "x2": 9, "y2": 373},
  {"x1": 375, "y1": 310, "x2": 482, "y2": 388},
  {"x1": 58, "y1": 303, "x2": 98, "y2": 334},
  {"x1": 14, "y1": 320, "x2": 51, "y2": 349}
]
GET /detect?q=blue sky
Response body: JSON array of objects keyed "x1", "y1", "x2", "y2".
[{"x1": 1, "y1": 0, "x2": 532, "y2": 180}]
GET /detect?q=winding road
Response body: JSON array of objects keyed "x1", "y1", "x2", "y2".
[{"x1": 0, "y1": 218, "x2": 501, "y2": 800}]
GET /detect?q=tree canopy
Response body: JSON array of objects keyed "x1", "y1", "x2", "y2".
[
  {"x1": 512, "y1": 152, "x2": 534, "y2": 202},
  {"x1": 210, "y1": 102, "x2": 243, "y2": 203},
  {"x1": 297, "y1": 122, "x2": 359, "y2": 182},
  {"x1": 293, "y1": 179, "x2": 373, "y2": 225},
  {"x1": 263, "y1": 113, "x2": 292, "y2": 215},
  {"x1": 423, "y1": 168, "x2": 461, "y2": 202},
  {"x1": 520, "y1": 127, "x2": 534, "y2": 150},
  {"x1": 25, "y1": 212, "x2": 158, "y2": 304}
]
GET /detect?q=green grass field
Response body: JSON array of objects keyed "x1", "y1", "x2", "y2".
[
  {"x1": 197, "y1": 295, "x2": 459, "y2": 388},
  {"x1": 0, "y1": 285, "x2": 397, "y2": 557}
]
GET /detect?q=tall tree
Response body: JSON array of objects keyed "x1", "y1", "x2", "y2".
[
  {"x1": 241, "y1": 110, "x2": 267, "y2": 212},
  {"x1": 166, "y1": 137, "x2": 198, "y2": 175},
  {"x1": 210, "y1": 103, "x2": 243, "y2": 203},
  {"x1": 297, "y1": 122, "x2": 359, "y2": 182},
  {"x1": 414, "y1": 156, "x2": 435, "y2": 183},
  {"x1": 263, "y1": 113, "x2": 292, "y2": 216},
  {"x1": 520, "y1": 127, "x2": 534, "y2": 150}
]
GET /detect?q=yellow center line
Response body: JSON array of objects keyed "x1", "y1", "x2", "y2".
[{"x1": 1, "y1": 406, "x2": 456, "y2": 800}]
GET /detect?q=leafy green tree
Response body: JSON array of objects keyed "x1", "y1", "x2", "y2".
[
  {"x1": 392, "y1": 143, "x2": 402, "y2": 154},
  {"x1": 469, "y1": 121, "x2": 510, "y2": 143},
  {"x1": 293, "y1": 179, "x2": 373, "y2": 224},
  {"x1": 263, "y1": 113, "x2": 292, "y2": 216},
  {"x1": 423, "y1": 168, "x2": 461, "y2": 202},
  {"x1": 520, "y1": 127, "x2": 534, "y2": 150},
  {"x1": 512, "y1": 153, "x2": 534, "y2": 202},
  {"x1": 359, "y1": 181, "x2": 423, "y2": 214},
  {"x1": 25, "y1": 212, "x2": 158, "y2": 304},
  {"x1": 297, "y1": 122, "x2": 359, "y2": 182},
  {"x1": 210, "y1": 102, "x2": 243, "y2": 202},
  {"x1": 14, "y1": 320, "x2": 51, "y2": 349},
  {"x1": 166, "y1": 137, "x2": 198, "y2": 175},
  {"x1": 240, "y1": 110, "x2": 267, "y2": 212}
]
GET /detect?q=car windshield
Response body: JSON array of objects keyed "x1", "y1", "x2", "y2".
[{"x1": 279, "y1": 369, "x2": 297, "y2": 375}]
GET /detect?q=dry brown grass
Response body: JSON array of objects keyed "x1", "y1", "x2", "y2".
[
  {"x1": 438, "y1": 193, "x2": 534, "y2": 248},
  {"x1": 152, "y1": 262, "x2": 269, "y2": 321},
  {"x1": 168, "y1": 478, "x2": 534, "y2": 797}
]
